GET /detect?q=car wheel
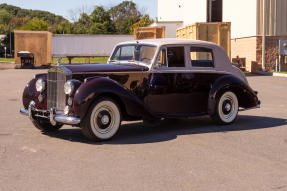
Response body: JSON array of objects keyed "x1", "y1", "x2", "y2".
[
  {"x1": 212, "y1": 91, "x2": 239, "y2": 125},
  {"x1": 32, "y1": 120, "x2": 63, "y2": 132},
  {"x1": 81, "y1": 98, "x2": 121, "y2": 141}
]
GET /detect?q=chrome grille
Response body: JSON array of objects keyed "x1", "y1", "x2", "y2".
[{"x1": 47, "y1": 67, "x2": 66, "y2": 111}]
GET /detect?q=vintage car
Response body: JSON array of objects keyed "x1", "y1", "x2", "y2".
[{"x1": 20, "y1": 39, "x2": 260, "y2": 141}]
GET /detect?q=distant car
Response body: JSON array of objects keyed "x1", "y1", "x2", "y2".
[{"x1": 20, "y1": 39, "x2": 260, "y2": 141}]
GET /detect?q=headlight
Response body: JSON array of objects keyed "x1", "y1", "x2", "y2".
[
  {"x1": 35, "y1": 79, "x2": 46, "y2": 92},
  {"x1": 64, "y1": 80, "x2": 74, "y2": 95},
  {"x1": 64, "y1": 106, "x2": 70, "y2": 116}
]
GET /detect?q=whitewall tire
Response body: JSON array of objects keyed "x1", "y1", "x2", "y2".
[
  {"x1": 212, "y1": 91, "x2": 239, "y2": 125},
  {"x1": 81, "y1": 98, "x2": 121, "y2": 141}
]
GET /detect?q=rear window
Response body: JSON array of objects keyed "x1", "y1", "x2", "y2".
[{"x1": 190, "y1": 47, "x2": 214, "y2": 68}]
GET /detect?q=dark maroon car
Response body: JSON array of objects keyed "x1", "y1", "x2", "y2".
[{"x1": 20, "y1": 39, "x2": 260, "y2": 141}]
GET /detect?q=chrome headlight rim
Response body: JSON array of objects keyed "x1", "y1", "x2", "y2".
[
  {"x1": 35, "y1": 78, "x2": 46, "y2": 93},
  {"x1": 64, "y1": 80, "x2": 75, "y2": 95}
]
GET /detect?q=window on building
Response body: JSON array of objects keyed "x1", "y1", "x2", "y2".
[
  {"x1": 190, "y1": 47, "x2": 214, "y2": 67},
  {"x1": 207, "y1": 0, "x2": 222, "y2": 22}
]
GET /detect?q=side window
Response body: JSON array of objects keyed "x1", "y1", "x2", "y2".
[
  {"x1": 167, "y1": 47, "x2": 185, "y2": 67},
  {"x1": 156, "y1": 46, "x2": 185, "y2": 68},
  {"x1": 190, "y1": 47, "x2": 214, "y2": 67}
]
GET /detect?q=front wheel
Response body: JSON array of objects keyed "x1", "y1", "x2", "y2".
[
  {"x1": 81, "y1": 98, "x2": 121, "y2": 141},
  {"x1": 211, "y1": 91, "x2": 239, "y2": 125}
]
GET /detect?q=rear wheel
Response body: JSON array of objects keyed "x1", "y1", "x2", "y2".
[
  {"x1": 81, "y1": 98, "x2": 121, "y2": 141},
  {"x1": 212, "y1": 91, "x2": 239, "y2": 125},
  {"x1": 32, "y1": 119, "x2": 62, "y2": 132}
]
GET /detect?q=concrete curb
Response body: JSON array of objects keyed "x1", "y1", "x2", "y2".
[
  {"x1": 273, "y1": 72, "x2": 287, "y2": 77},
  {"x1": 0, "y1": 62, "x2": 16, "y2": 70}
]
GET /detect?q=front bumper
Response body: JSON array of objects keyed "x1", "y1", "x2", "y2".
[{"x1": 20, "y1": 102, "x2": 80, "y2": 125}]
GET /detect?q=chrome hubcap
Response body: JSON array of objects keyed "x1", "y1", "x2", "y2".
[
  {"x1": 225, "y1": 103, "x2": 231, "y2": 112},
  {"x1": 101, "y1": 115, "x2": 110, "y2": 125}
]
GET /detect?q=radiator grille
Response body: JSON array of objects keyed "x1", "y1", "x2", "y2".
[{"x1": 47, "y1": 68, "x2": 66, "y2": 111}]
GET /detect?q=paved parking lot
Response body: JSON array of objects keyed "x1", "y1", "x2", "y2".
[{"x1": 0, "y1": 69, "x2": 287, "y2": 191}]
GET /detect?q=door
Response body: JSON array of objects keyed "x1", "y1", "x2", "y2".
[{"x1": 144, "y1": 46, "x2": 195, "y2": 116}]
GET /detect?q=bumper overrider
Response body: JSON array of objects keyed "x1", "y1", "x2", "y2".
[{"x1": 20, "y1": 101, "x2": 80, "y2": 125}]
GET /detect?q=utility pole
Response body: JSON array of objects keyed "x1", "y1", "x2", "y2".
[
  {"x1": 9, "y1": 28, "x2": 12, "y2": 56},
  {"x1": 262, "y1": 0, "x2": 266, "y2": 71},
  {"x1": 4, "y1": 47, "x2": 7, "y2": 58}
]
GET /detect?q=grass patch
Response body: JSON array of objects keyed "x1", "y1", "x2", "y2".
[
  {"x1": 0, "y1": 58, "x2": 15, "y2": 62},
  {"x1": 273, "y1": 71, "x2": 287, "y2": 74},
  {"x1": 52, "y1": 57, "x2": 109, "y2": 64}
]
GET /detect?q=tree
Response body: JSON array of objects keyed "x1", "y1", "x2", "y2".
[
  {"x1": 109, "y1": 1, "x2": 142, "y2": 34},
  {"x1": 0, "y1": 32, "x2": 14, "y2": 57},
  {"x1": 130, "y1": 15, "x2": 153, "y2": 34},
  {"x1": 21, "y1": 17, "x2": 48, "y2": 31},
  {"x1": 54, "y1": 21, "x2": 72, "y2": 34},
  {"x1": 72, "y1": 13, "x2": 91, "y2": 34},
  {"x1": 0, "y1": 9, "x2": 12, "y2": 25},
  {"x1": 89, "y1": 6, "x2": 114, "y2": 34}
]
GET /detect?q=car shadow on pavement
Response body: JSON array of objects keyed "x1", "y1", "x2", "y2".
[{"x1": 44, "y1": 115, "x2": 287, "y2": 145}]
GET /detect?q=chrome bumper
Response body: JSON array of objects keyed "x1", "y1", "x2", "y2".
[{"x1": 20, "y1": 102, "x2": 80, "y2": 125}]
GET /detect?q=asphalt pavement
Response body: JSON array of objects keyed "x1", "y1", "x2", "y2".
[{"x1": 0, "y1": 69, "x2": 287, "y2": 191}]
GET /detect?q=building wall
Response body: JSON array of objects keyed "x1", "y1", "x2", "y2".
[
  {"x1": 14, "y1": 30, "x2": 52, "y2": 66},
  {"x1": 232, "y1": 35, "x2": 287, "y2": 72},
  {"x1": 223, "y1": 0, "x2": 257, "y2": 38},
  {"x1": 158, "y1": 0, "x2": 257, "y2": 38},
  {"x1": 256, "y1": 36, "x2": 287, "y2": 71},
  {"x1": 257, "y1": 0, "x2": 287, "y2": 36},
  {"x1": 157, "y1": 0, "x2": 206, "y2": 25},
  {"x1": 231, "y1": 37, "x2": 257, "y2": 72},
  {"x1": 150, "y1": 21, "x2": 184, "y2": 38}
]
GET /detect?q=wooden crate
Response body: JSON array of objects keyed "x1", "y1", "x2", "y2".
[
  {"x1": 14, "y1": 30, "x2": 52, "y2": 66},
  {"x1": 177, "y1": 22, "x2": 231, "y2": 58},
  {"x1": 134, "y1": 26, "x2": 165, "y2": 40}
]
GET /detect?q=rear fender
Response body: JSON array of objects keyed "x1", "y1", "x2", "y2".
[{"x1": 208, "y1": 75, "x2": 259, "y2": 115}]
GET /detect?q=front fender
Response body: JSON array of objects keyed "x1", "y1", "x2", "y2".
[
  {"x1": 73, "y1": 77, "x2": 153, "y2": 120},
  {"x1": 208, "y1": 74, "x2": 259, "y2": 115},
  {"x1": 22, "y1": 73, "x2": 47, "y2": 110}
]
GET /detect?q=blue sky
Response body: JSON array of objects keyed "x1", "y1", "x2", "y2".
[{"x1": 1, "y1": 0, "x2": 158, "y2": 21}]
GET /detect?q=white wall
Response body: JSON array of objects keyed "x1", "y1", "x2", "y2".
[
  {"x1": 150, "y1": 22, "x2": 184, "y2": 38},
  {"x1": 158, "y1": 0, "x2": 206, "y2": 24},
  {"x1": 223, "y1": 0, "x2": 257, "y2": 38},
  {"x1": 158, "y1": 0, "x2": 258, "y2": 38}
]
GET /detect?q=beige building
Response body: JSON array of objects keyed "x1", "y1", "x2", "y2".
[
  {"x1": 158, "y1": 0, "x2": 287, "y2": 71},
  {"x1": 232, "y1": 0, "x2": 287, "y2": 71}
]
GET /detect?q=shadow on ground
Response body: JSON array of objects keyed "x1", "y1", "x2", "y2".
[{"x1": 44, "y1": 115, "x2": 287, "y2": 145}]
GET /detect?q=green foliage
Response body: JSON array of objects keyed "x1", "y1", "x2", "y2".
[
  {"x1": 54, "y1": 21, "x2": 72, "y2": 34},
  {"x1": 0, "y1": 9, "x2": 12, "y2": 25},
  {"x1": 109, "y1": 1, "x2": 142, "y2": 34},
  {"x1": 21, "y1": 17, "x2": 48, "y2": 31},
  {"x1": 0, "y1": 32, "x2": 14, "y2": 57},
  {"x1": 0, "y1": 2, "x2": 153, "y2": 35},
  {"x1": 130, "y1": 15, "x2": 153, "y2": 34}
]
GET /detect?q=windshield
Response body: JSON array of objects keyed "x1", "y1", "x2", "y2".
[{"x1": 110, "y1": 44, "x2": 157, "y2": 65}]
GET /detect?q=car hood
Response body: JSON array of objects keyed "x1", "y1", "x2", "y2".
[{"x1": 63, "y1": 63, "x2": 149, "y2": 74}]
